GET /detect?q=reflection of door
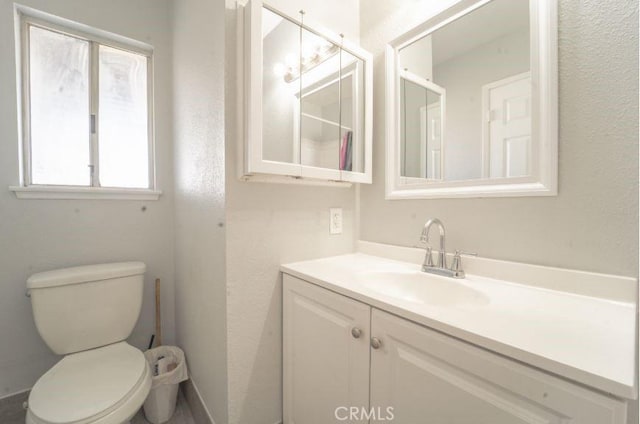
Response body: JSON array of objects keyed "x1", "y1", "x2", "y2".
[
  {"x1": 419, "y1": 105, "x2": 441, "y2": 179},
  {"x1": 482, "y1": 72, "x2": 531, "y2": 178}
]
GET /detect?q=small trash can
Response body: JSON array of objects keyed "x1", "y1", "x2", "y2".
[{"x1": 143, "y1": 346, "x2": 189, "y2": 424}]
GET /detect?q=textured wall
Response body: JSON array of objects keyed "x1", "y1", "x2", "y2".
[
  {"x1": 0, "y1": 0, "x2": 175, "y2": 398},
  {"x1": 224, "y1": 0, "x2": 359, "y2": 422},
  {"x1": 172, "y1": 0, "x2": 228, "y2": 422},
  {"x1": 359, "y1": 0, "x2": 639, "y2": 277}
]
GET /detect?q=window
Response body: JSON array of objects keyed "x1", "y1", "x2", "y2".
[{"x1": 13, "y1": 7, "x2": 158, "y2": 199}]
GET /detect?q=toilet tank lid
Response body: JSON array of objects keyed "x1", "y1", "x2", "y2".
[{"x1": 27, "y1": 262, "x2": 146, "y2": 289}]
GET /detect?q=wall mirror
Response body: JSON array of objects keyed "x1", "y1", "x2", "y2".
[
  {"x1": 386, "y1": 0, "x2": 557, "y2": 199},
  {"x1": 241, "y1": 1, "x2": 372, "y2": 184}
]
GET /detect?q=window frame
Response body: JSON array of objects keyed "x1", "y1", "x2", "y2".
[{"x1": 11, "y1": 5, "x2": 160, "y2": 200}]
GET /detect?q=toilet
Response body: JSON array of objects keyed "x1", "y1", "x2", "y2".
[{"x1": 25, "y1": 262, "x2": 152, "y2": 424}]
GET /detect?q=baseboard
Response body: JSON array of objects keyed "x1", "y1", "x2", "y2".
[
  {"x1": 0, "y1": 388, "x2": 29, "y2": 402},
  {"x1": 181, "y1": 378, "x2": 216, "y2": 424}
]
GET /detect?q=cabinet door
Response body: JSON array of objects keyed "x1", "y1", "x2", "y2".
[
  {"x1": 247, "y1": 2, "x2": 301, "y2": 177},
  {"x1": 283, "y1": 275, "x2": 371, "y2": 423},
  {"x1": 370, "y1": 309, "x2": 627, "y2": 424}
]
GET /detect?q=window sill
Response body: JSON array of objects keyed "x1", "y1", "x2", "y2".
[{"x1": 9, "y1": 185, "x2": 162, "y2": 200}]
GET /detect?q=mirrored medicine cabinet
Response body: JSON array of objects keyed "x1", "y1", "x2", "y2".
[
  {"x1": 239, "y1": 0, "x2": 373, "y2": 184},
  {"x1": 386, "y1": 0, "x2": 558, "y2": 199}
]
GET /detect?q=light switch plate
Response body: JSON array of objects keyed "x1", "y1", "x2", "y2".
[{"x1": 329, "y1": 208, "x2": 343, "y2": 234}]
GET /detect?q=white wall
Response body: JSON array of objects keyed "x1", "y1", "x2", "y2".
[
  {"x1": 266, "y1": 0, "x2": 359, "y2": 42},
  {"x1": 399, "y1": 35, "x2": 433, "y2": 80},
  {"x1": 0, "y1": 0, "x2": 175, "y2": 398},
  {"x1": 359, "y1": 0, "x2": 638, "y2": 277},
  {"x1": 224, "y1": 0, "x2": 359, "y2": 423},
  {"x1": 172, "y1": 0, "x2": 228, "y2": 422}
]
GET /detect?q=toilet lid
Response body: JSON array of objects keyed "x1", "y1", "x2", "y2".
[{"x1": 29, "y1": 342, "x2": 148, "y2": 424}]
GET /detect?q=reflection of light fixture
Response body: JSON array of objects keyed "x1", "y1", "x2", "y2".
[
  {"x1": 276, "y1": 43, "x2": 339, "y2": 83},
  {"x1": 273, "y1": 62, "x2": 286, "y2": 77},
  {"x1": 284, "y1": 53, "x2": 297, "y2": 67}
]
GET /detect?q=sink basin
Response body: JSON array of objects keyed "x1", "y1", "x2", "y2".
[{"x1": 355, "y1": 270, "x2": 490, "y2": 307}]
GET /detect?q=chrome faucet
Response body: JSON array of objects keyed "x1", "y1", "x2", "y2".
[
  {"x1": 419, "y1": 218, "x2": 476, "y2": 279},
  {"x1": 420, "y1": 218, "x2": 447, "y2": 269}
]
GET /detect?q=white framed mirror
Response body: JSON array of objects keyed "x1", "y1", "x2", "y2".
[
  {"x1": 385, "y1": 0, "x2": 557, "y2": 199},
  {"x1": 241, "y1": 0, "x2": 373, "y2": 185}
]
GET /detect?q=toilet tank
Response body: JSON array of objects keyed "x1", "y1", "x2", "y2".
[{"x1": 27, "y1": 262, "x2": 146, "y2": 355}]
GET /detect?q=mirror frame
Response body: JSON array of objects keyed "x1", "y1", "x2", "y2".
[{"x1": 385, "y1": 0, "x2": 557, "y2": 199}]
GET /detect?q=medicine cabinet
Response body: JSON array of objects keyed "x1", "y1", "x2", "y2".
[{"x1": 239, "y1": 0, "x2": 373, "y2": 184}]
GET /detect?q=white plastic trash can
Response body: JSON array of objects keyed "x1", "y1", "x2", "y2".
[{"x1": 143, "y1": 346, "x2": 189, "y2": 424}]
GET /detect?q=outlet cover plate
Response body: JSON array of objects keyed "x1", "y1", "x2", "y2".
[{"x1": 330, "y1": 208, "x2": 343, "y2": 234}]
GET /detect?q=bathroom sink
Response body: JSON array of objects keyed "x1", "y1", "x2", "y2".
[
  {"x1": 355, "y1": 270, "x2": 489, "y2": 307},
  {"x1": 282, "y1": 250, "x2": 639, "y2": 399}
]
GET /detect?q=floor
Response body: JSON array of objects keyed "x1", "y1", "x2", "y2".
[
  {"x1": 0, "y1": 390, "x2": 28, "y2": 424},
  {"x1": 0, "y1": 389, "x2": 196, "y2": 424}
]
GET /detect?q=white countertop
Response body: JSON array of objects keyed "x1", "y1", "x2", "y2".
[{"x1": 281, "y1": 243, "x2": 638, "y2": 399}]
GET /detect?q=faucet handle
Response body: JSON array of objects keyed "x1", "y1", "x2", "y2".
[
  {"x1": 423, "y1": 246, "x2": 434, "y2": 268},
  {"x1": 418, "y1": 227, "x2": 428, "y2": 244},
  {"x1": 450, "y1": 250, "x2": 477, "y2": 272}
]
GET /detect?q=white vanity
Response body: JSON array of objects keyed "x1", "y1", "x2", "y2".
[{"x1": 281, "y1": 242, "x2": 637, "y2": 423}]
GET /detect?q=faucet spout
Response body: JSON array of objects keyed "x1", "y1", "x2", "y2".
[{"x1": 421, "y1": 218, "x2": 446, "y2": 268}]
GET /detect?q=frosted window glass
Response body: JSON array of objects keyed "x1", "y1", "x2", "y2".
[
  {"x1": 29, "y1": 26, "x2": 90, "y2": 186},
  {"x1": 98, "y1": 45, "x2": 149, "y2": 188}
]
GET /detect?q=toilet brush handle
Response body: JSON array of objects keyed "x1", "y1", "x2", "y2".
[{"x1": 155, "y1": 278, "x2": 162, "y2": 347}]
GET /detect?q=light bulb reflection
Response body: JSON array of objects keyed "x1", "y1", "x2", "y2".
[{"x1": 273, "y1": 62, "x2": 286, "y2": 77}]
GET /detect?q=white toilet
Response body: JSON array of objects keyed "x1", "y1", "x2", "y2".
[{"x1": 25, "y1": 262, "x2": 152, "y2": 424}]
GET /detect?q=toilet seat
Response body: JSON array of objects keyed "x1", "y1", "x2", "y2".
[{"x1": 27, "y1": 342, "x2": 151, "y2": 424}]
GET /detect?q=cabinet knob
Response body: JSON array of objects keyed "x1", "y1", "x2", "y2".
[
  {"x1": 371, "y1": 337, "x2": 382, "y2": 349},
  {"x1": 351, "y1": 327, "x2": 362, "y2": 339}
]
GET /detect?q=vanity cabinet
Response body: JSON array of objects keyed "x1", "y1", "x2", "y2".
[
  {"x1": 370, "y1": 308, "x2": 627, "y2": 424},
  {"x1": 283, "y1": 274, "x2": 629, "y2": 424}
]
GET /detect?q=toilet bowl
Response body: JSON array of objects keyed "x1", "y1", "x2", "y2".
[{"x1": 26, "y1": 263, "x2": 150, "y2": 424}]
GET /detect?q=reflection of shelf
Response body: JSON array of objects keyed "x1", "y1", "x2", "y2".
[{"x1": 301, "y1": 112, "x2": 353, "y2": 132}]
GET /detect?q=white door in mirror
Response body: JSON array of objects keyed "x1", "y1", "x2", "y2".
[{"x1": 483, "y1": 72, "x2": 532, "y2": 178}]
